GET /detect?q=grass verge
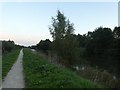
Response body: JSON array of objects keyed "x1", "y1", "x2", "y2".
[
  {"x1": 2, "y1": 49, "x2": 20, "y2": 79},
  {"x1": 23, "y1": 49, "x2": 102, "y2": 88}
]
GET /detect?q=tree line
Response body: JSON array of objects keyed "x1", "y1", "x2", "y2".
[
  {"x1": 2, "y1": 40, "x2": 23, "y2": 54},
  {"x1": 32, "y1": 10, "x2": 120, "y2": 77}
]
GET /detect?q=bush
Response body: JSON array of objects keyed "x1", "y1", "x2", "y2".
[{"x1": 76, "y1": 65, "x2": 120, "y2": 88}]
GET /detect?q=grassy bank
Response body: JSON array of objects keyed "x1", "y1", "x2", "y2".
[
  {"x1": 23, "y1": 49, "x2": 102, "y2": 88},
  {"x1": 2, "y1": 49, "x2": 20, "y2": 79}
]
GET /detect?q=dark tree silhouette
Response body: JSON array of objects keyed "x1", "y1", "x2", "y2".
[{"x1": 49, "y1": 10, "x2": 79, "y2": 67}]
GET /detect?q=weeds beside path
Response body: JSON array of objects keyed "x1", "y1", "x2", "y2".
[
  {"x1": 2, "y1": 49, "x2": 20, "y2": 79},
  {"x1": 23, "y1": 49, "x2": 102, "y2": 88}
]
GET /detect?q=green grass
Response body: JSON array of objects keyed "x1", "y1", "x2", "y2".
[
  {"x1": 2, "y1": 49, "x2": 20, "y2": 79},
  {"x1": 23, "y1": 49, "x2": 102, "y2": 88}
]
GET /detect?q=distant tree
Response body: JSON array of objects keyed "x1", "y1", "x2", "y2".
[
  {"x1": 73, "y1": 34, "x2": 84, "y2": 47},
  {"x1": 113, "y1": 27, "x2": 120, "y2": 39},
  {"x1": 36, "y1": 39, "x2": 52, "y2": 53},
  {"x1": 2, "y1": 40, "x2": 21, "y2": 54},
  {"x1": 85, "y1": 27, "x2": 113, "y2": 57},
  {"x1": 2, "y1": 40, "x2": 14, "y2": 53},
  {"x1": 49, "y1": 10, "x2": 79, "y2": 67}
]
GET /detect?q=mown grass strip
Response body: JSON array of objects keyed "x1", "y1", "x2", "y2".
[
  {"x1": 23, "y1": 49, "x2": 103, "y2": 88},
  {"x1": 2, "y1": 49, "x2": 20, "y2": 79}
]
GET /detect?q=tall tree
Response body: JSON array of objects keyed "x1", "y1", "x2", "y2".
[{"x1": 49, "y1": 10, "x2": 79, "y2": 67}]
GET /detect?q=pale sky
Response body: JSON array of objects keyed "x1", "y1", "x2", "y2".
[
  {"x1": 0, "y1": 2, "x2": 118, "y2": 46},
  {"x1": 118, "y1": 1, "x2": 120, "y2": 26}
]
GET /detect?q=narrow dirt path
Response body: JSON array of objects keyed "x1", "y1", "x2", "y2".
[{"x1": 2, "y1": 49, "x2": 25, "y2": 88}]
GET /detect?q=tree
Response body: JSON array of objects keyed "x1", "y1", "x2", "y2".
[
  {"x1": 113, "y1": 27, "x2": 120, "y2": 39},
  {"x1": 85, "y1": 27, "x2": 113, "y2": 57},
  {"x1": 49, "y1": 10, "x2": 79, "y2": 67},
  {"x1": 36, "y1": 39, "x2": 52, "y2": 53},
  {"x1": 2, "y1": 40, "x2": 21, "y2": 54},
  {"x1": 112, "y1": 27, "x2": 120, "y2": 76},
  {"x1": 2, "y1": 40, "x2": 15, "y2": 53}
]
